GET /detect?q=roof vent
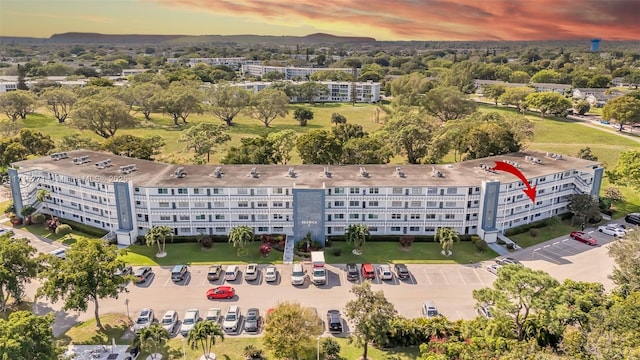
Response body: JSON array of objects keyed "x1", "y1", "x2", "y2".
[
  {"x1": 395, "y1": 167, "x2": 405, "y2": 178},
  {"x1": 174, "y1": 167, "x2": 187, "y2": 178},
  {"x1": 431, "y1": 166, "x2": 444, "y2": 178},
  {"x1": 210, "y1": 167, "x2": 223, "y2": 178},
  {"x1": 119, "y1": 164, "x2": 137, "y2": 174},
  {"x1": 287, "y1": 167, "x2": 296, "y2": 178},
  {"x1": 50, "y1": 152, "x2": 68, "y2": 161},
  {"x1": 95, "y1": 159, "x2": 113, "y2": 169},
  {"x1": 72, "y1": 155, "x2": 90, "y2": 165},
  {"x1": 323, "y1": 166, "x2": 332, "y2": 178},
  {"x1": 359, "y1": 167, "x2": 369, "y2": 178},
  {"x1": 249, "y1": 167, "x2": 259, "y2": 178}
]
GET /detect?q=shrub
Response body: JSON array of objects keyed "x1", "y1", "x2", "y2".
[
  {"x1": 55, "y1": 224, "x2": 72, "y2": 236},
  {"x1": 529, "y1": 228, "x2": 539, "y2": 237},
  {"x1": 474, "y1": 239, "x2": 488, "y2": 253},
  {"x1": 399, "y1": 235, "x2": 415, "y2": 248},
  {"x1": 332, "y1": 248, "x2": 342, "y2": 256},
  {"x1": 31, "y1": 213, "x2": 46, "y2": 224},
  {"x1": 200, "y1": 236, "x2": 213, "y2": 249},
  {"x1": 20, "y1": 205, "x2": 36, "y2": 217},
  {"x1": 272, "y1": 243, "x2": 284, "y2": 252},
  {"x1": 259, "y1": 244, "x2": 272, "y2": 257},
  {"x1": 45, "y1": 217, "x2": 61, "y2": 232},
  {"x1": 294, "y1": 249, "x2": 310, "y2": 258},
  {"x1": 321, "y1": 338, "x2": 341, "y2": 359},
  {"x1": 497, "y1": 238, "x2": 506, "y2": 245},
  {"x1": 506, "y1": 243, "x2": 515, "y2": 250},
  {"x1": 3, "y1": 202, "x2": 14, "y2": 214}
]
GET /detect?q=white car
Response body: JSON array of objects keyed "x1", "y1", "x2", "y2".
[
  {"x1": 610, "y1": 223, "x2": 632, "y2": 233},
  {"x1": 264, "y1": 266, "x2": 278, "y2": 282},
  {"x1": 134, "y1": 308, "x2": 154, "y2": 331},
  {"x1": 160, "y1": 310, "x2": 178, "y2": 333},
  {"x1": 244, "y1": 263, "x2": 259, "y2": 281},
  {"x1": 222, "y1": 305, "x2": 241, "y2": 333},
  {"x1": 205, "y1": 308, "x2": 222, "y2": 323},
  {"x1": 180, "y1": 309, "x2": 200, "y2": 336},
  {"x1": 377, "y1": 264, "x2": 393, "y2": 281},
  {"x1": 486, "y1": 264, "x2": 502, "y2": 276},
  {"x1": 49, "y1": 248, "x2": 66, "y2": 259},
  {"x1": 597, "y1": 225, "x2": 626, "y2": 237}
]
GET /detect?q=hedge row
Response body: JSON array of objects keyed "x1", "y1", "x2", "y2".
[
  {"x1": 61, "y1": 219, "x2": 109, "y2": 238},
  {"x1": 503, "y1": 212, "x2": 573, "y2": 237}
]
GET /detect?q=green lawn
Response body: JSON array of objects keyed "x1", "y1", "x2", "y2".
[
  {"x1": 120, "y1": 241, "x2": 496, "y2": 266},
  {"x1": 12, "y1": 223, "x2": 101, "y2": 245},
  {"x1": 56, "y1": 313, "x2": 131, "y2": 347},
  {"x1": 509, "y1": 220, "x2": 581, "y2": 249}
]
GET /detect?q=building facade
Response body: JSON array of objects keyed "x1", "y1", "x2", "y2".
[
  {"x1": 227, "y1": 81, "x2": 381, "y2": 103},
  {"x1": 241, "y1": 64, "x2": 355, "y2": 80},
  {"x1": 9, "y1": 150, "x2": 603, "y2": 246}
]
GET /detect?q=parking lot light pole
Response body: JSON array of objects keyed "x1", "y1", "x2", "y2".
[{"x1": 317, "y1": 336, "x2": 320, "y2": 360}]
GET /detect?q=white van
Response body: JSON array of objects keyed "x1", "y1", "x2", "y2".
[
  {"x1": 291, "y1": 263, "x2": 306, "y2": 286},
  {"x1": 224, "y1": 265, "x2": 239, "y2": 281}
]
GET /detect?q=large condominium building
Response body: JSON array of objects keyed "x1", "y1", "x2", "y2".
[
  {"x1": 166, "y1": 57, "x2": 262, "y2": 70},
  {"x1": 241, "y1": 64, "x2": 356, "y2": 80},
  {"x1": 230, "y1": 81, "x2": 381, "y2": 103},
  {"x1": 9, "y1": 150, "x2": 602, "y2": 246}
]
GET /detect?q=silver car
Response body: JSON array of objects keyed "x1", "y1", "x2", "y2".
[
  {"x1": 180, "y1": 309, "x2": 200, "y2": 336},
  {"x1": 264, "y1": 266, "x2": 278, "y2": 282},
  {"x1": 244, "y1": 264, "x2": 259, "y2": 281},
  {"x1": 222, "y1": 306, "x2": 241, "y2": 333},
  {"x1": 134, "y1": 308, "x2": 154, "y2": 331},
  {"x1": 487, "y1": 264, "x2": 502, "y2": 276},
  {"x1": 205, "y1": 308, "x2": 222, "y2": 323},
  {"x1": 160, "y1": 310, "x2": 178, "y2": 333}
]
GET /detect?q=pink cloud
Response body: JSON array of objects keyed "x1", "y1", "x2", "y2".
[{"x1": 145, "y1": 0, "x2": 640, "y2": 40}]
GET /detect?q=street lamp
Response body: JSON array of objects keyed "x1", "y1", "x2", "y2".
[
  {"x1": 182, "y1": 338, "x2": 186, "y2": 360},
  {"x1": 317, "y1": 336, "x2": 321, "y2": 360}
]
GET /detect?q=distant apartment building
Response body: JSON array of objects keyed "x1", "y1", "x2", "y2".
[
  {"x1": 9, "y1": 150, "x2": 602, "y2": 246},
  {"x1": 241, "y1": 64, "x2": 356, "y2": 80},
  {"x1": 0, "y1": 82, "x2": 18, "y2": 93},
  {"x1": 166, "y1": 57, "x2": 262, "y2": 70},
  {"x1": 228, "y1": 81, "x2": 381, "y2": 103}
]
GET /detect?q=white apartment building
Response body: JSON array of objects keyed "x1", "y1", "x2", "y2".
[
  {"x1": 166, "y1": 57, "x2": 262, "y2": 70},
  {"x1": 0, "y1": 82, "x2": 18, "y2": 93},
  {"x1": 229, "y1": 81, "x2": 381, "y2": 103},
  {"x1": 9, "y1": 150, "x2": 602, "y2": 246},
  {"x1": 241, "y1": 64, "x2": 356, "y2": 80}
]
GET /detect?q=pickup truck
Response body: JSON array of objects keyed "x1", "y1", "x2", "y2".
[{"x1": 207, "y1": 265, "x2": 223, "y2": 281}]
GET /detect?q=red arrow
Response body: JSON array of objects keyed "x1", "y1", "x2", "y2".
[{"x1": 492, "y1": 161, "x2": 537, "y2": 203}]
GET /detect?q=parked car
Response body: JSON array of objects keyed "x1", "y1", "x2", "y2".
[
  {"x1": 114, "y1": 265, "x2": 133, "y2": 277},
  {"x1": 326, "y1": 310, "x2": 343, "y2": 333},
  {"x1": 160, "y1": 310, "x2": 178, "y2": 333},
  {"x1": 312, "y1": 266, "x2": 327, "y2": 286},
  {"x1": 0, "y1": 228, "x2": 14, "y2": 237},
  {"x1": 244, "y1": 264, "x2": 259, "y2": 281},
  {"x1": 346, "y1": 263, "x2": 359, "y2": 281},
  {"x1": 206, "y1": 286, "x2": 236, "y2": 300},
  {"x1": 134, "y1": 266, "x2": 153, "y2": 283},
  {"x1": 171, "y1": 264, "x2": 188, "y2": 282},
  {"x1": 495, "y1": 257, "x2": 522, "y2": 266},
  {"x1": 224, "y1": 265, "x2": 239, "y2": 281},
  {"x1": 205, "y1": 308, "x2": 222, "y2": 323},
  {"x1": 597, "y1": 225, "x2": 626, "y2": 237},
  {"x1": 134, "y1": 308, "x2": 154, "y2": 331},
  {"x1": 600, "y1": 120, "x2": 610, "y2": 125},
  {"x1": 180, "y1": 309, "x2": 200, "y2": 336},
  {"x1": 422, "y1": 301, "x2": 439, "y2": 318},
  {"x1": 264, "y1": 265, "x2": 278, "y2": 282},
  {"x1": 49, "y1": 248, "x2": 66, "y2": 260},
  {"x1": 361, "y1": 263, "x2": 376, "y2": 280},
  {"x1": 477, "y1": 304, "x2": 493, "y2": 318},
  {"x1": 207, "y1": 265, "x2": 223, "y2": 281},
  {"x1": 377, "y1": 264, "x2": 393, "y2": 281},
  {"x1": 394, "y1": 263, "x2": 411, "y2": 280},
  {"x1": 625, "y1": 213, "x2": 640, "y2": 226},
  {"x1": 291, "y1": 263, "x2": 306, "y2": 286},
  {"x1": 486, "y1": 264, "x2": 502, "y2": 276},
  {"x1": 244, "y1": 308, "x2": 260, "y2": 333},
  {"x1": 222, "y1": 306, "x2": 241, "y2": 333},
  {"x1": 570, "y1": 231, "x2": 597, "y2": 246}
]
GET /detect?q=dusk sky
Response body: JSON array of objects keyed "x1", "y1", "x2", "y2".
[{"x1": 1, "y1": 0, "x2": 639, "y2": 41}]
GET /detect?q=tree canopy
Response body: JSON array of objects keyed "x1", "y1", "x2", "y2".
[{"x1": 262, "y1": 302, "x2": 322, "y2": 360}]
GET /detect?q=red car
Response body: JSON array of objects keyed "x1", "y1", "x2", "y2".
[
  {"x1": 569, "y1": 231, "x2": 597, "y2": 246},
  {"x1": 206, "y1": 286, "x2": 235, "y2": 300}
]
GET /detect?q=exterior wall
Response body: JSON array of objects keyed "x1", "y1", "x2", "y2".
[
  {"x1": 230, "y1": 81, "x2": 381, "y2": 103},
  {"x1": 292, "y1": 189, "x2": 325, "y2": 245},
  {"x1": 241, "y1": 64, "x2": 354, "y2": 80},
  {"x1": 0, "y1": 82, "x2": 18, "y2": 93}
]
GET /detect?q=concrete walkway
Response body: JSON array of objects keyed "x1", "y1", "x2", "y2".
[{"x1": 488, "y1": 242, "x2": 509, "y2": 256}]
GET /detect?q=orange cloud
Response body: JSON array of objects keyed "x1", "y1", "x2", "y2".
[{"x1": 145, "y1": 0, "x2": 640, "y2": 40}]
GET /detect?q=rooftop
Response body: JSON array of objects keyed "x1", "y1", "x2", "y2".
[{"x1": 13, "y1": 150, "x2": 600, "y2": 188}]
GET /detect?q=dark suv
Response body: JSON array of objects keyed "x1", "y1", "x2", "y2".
[
  {"x1": 394, "y1": 264, "x2": 410, "y2": 280},
  {"x1": 346, "y1": 263, "x2": 359, "y2": 281},
  {"x1": 625, "y1": 213, "x2": 640, "y2": 226},
  {"x1": 326, "y1": 310, "x2": 343, "y2": 333}
]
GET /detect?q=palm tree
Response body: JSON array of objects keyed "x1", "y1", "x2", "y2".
[
  {"x1": 345, "y1": 224, "x2": 369, "y2": 255},
  {"x1": 243, "y1": 344, "x2": 265, "y2": 360},
  {"x1": 434, "y1": 227, "x2": 459, "y2": 256},
  {"x1": 187, "y1": 320, "x2": 225, "y2": 360},
  {"x1": 228, "y1": 225, "x2": 254, "y2": 256},
  {"x1": 145, "y1": 225, "x2": 172, "y2": 258},
  {"x1": 137, "y1": 323, "x2": 169, "y2": 359},
  {"x1": 36, "y1": 189, "x2": 50, "y2": 214}
]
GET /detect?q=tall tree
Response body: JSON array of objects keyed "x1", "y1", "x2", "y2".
[
  {"x1": 262, "y1": 302, "x2": 323, "y2": 360},
  {"x1": 247, "y1": 88, "x2": 289, "y2": 127},
  {"x1": 434, "y1": 227, "x2": 460, "y2": 256},
  {"x1": 37, "y1": 238, "x2": 128, "y2": 329},
  {"x1": 71, "y1": 94, "x2": 134, "y2": 138},
  {"x1": 573, "y1": 99, "x2": 591, "y2": 115},
  {"x1": 222, "y1": 136, "x2": 278, "y2": 165},
  {"x1": 607, "y1": 150, "x2": 640, "y2": 190},
  {"x1": 499, "y1": 87, "x2": 535, "y2": 113},
  {"x1": 342, "y1": 136, "x2": 392, "y2": 164},
  {"x1": 576, "y1": 146, "x2": 598, "y2": 161},
  {"x1": 266, "y1": 129, "x2": 297, "y2": 165},
  {"x1": 296, "y1": 129, "x2": 342, "y2": 164},
  {"x1": 57, "y1": 133, "x2": 102, "y2": 151},
  {"x1": 187, "y1": 321, "x2": 225, "y2": 360},
  {"x1": 567, "y1": 194, "x2": 601, "y2": 225},
  {"x1": 179, "y1": 123, "x2": 231, "y2": 163},
  {"x1": 293, "y1": 107, "x2": 314, "y2": 126},
  {"x1": 345, "y1": 224, "x2": 369, "y2": 255},
  {"x1": 525, "y1": 92, "x2": 572, "y2": 118},
  {"x1": 380, "y1": 110, "x2": 439, "y2": 164},
  {"x1": 421, "y1": 86, "x2": 477, "y2": 122},
  {"x1": 473, "y1": 265, "x2": 559, "y2": 341},
  {"x1": 41, "y1": 88, "x2": 77, "y2": 123},
  {"x1": 0, "y1": 311, "x2": 59, "y2": 360},
  {"x1": 15, "y1": 129, "x2": 55, "y2": 156},
  {"x1": 156, "y1": 81, "x2": 203, "y2": 126},
  {"x1": 483, "y1": 84, "x2": 506, "y2": 106},
  {"x1": 295, "y1": 82, "x2": 329, "y2": 105},
  {"x1": 129, "y1": 83, "x2": 163, "y2": 121},
  {"x1": 102, "y1": 134, "x2": 165, "y2": 160},
  {"x1": 0, "y1": 236, "x2": 39, "y2": 312},
  {"x1": 331, "y1": 123, "x2": 366, "y2": 144},
  {"x1": 389, "y1": 72, "x2": 436, "y2": 107},
  {"x1": 228, "y1": 225, "x2": 254, "y2": 256},
  {"x1": 145, "y1": 225, "x2": 172, "y2": 257},
  {"x1": 36, "y1": 189, "x2": 50, "y2": 214},
  {"x1": 330, "y1": 112, "x2": 347, "y2": 125},
  {"x1": 602, "y1": 95, "x2": 640, "y2": 131},
  {"x1": 345, "y1": 281, "x2": 398, "y2": 360},
  {"x1": 137, "y1": 323, "x2": 170, "y2": 359},
  {"x1": 530, "y1": 69, "x2": 563, "y2": 83},
  {"x1": 206, "y1": 83, "x2": 251, "y2": 126},
  {"x1": 0, "y1": 90, "x2": 37, "y2": 121},
  {"x1": 608, "y1": 230, "x2": 640, "y2": 297}
]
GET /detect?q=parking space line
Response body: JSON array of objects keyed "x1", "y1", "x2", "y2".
[
  {"x1": 163, "y1": 277, "x2": 172, "y2": 287},
  {"x1": 456, "y1": 310, "x2": 464, "y2": 320},
  {"x1": 422, "y1": 269, "x2": 432, "y2": 285},
  {"x1": 439, "y1": 269, "x2": 450, "y2": 286},
  {"x1": 455, "y1": 269, "x2": 467, "y2": 285},
  {"x1": 533, "y1": 249, "x2": 561, "y2": 263},
  {"x1": 543, "y1": 244, "x2": 550, "y2": 248},
  {"x1": 472, "y1": 268, "x2": 485, "y2": 285},
  {"x1": 552, "y1": 242, "x2": 559, "y2": 245},
  {"x1": 562, "y1": 239, "x2": 569, "y2": 242}
]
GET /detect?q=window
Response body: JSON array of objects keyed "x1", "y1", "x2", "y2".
[
  {"x1": 427, "y1": 187, "x2": 438, "y2": 195},
  {"x1": 349, "y1": 200, "x2": 360, "y2": 207},
  {"x1": 213, "y1": 188, "x2": 222, "y2": 194},
  {"x1": 179, "y1": 215, "x2": 189, "y2": 221},
  {"x1": 445, "y1": 214, "x2": 455, "y2": 219},
  {"x1": 538, "y1": 189, "x2": 545, "y2": 195},
  {"x1": 446, "y1": 188, "x2": 458, "y2": 195},
  {"x1": 193, "y1": 202, "x2": 205, "y2": 208},
  {"x1": 177, "y1": 188, "x2": 188, "y2": 194},
  {"x1": 273, "y1": 214, "x2": 283, "y2": 220},
  {"x1": 90, "y1": 195, "x2": 98, "y2": 200},
  {"x1": 368, "y1": 214, "x2": 378, "y2": 219},
  {"x1": 257, "y1": 214, "x2": 268, "y2": 220},
  {"x1": 410, "y1": 226, "x2": 420, "y2": 232},
  {"x1": 92, "y1": 207, "x2": 99, "y2": 212},
  {"x1": 177, "y1": 202, "x2": 189, "y2": 208},
  {"x1": 196, "y1": 227, "x2": 207, "y2": 234},
  {"x1": 273, "y1": 227, "x2": 284, "y2": 232},
  {"x1": 159, "y1": 202, "x2": 170, "y2": 208},
  {"x1": 391, "y1": 226, "x2": 401, "y2": 232},
  {"x1": 258, "y1": 226, "x2": 268, "y2": 232},
  {"x1": 349, "y1": 214, "x2": 359, "y2": 219},
  {"x1": 334, "y1": 201, "x2": 344, "y2": 207},
  {"x1": 273, "y1": 201, "x2": 283, "y2": 207},
  {"x1": 215, "y1": 214, "x2": 225, "y2": 220},
  {"x1": 180, "y1": 228, "x2": 191, "y2": 233},
  {"x1": 215, "y1": 227, "x2": 226, "y2": 233},
  {"x1": 160, "y1": 216, "x2": 171, "y2": 221},
  {"x1": 349, "y1": 187, "x2": 360, "y2": 194},
  {"x1": 257, "y1": 201, "x2": 268, "y2": 208},
  {"x1": 368, "y1": 201, "x2": 379, "y2": 207},
  {"x1": 256, "y1": 188, "x2": 267, "y2": 195},
  {"x1": 195, "y1": 214, "x2": 206, "y2": 220},
  {"x1": 193, "y1": 188, "x2": 202, "y2": 195},
  {"x1": 274, "y1": 188, "x2": 283, "y2": 194},
  {"x1": 445, "y1": 201, "x2": 456, "y2": 208},
  {"x1": 334, "y1": 188, "x2": 344, "y2": 194},
  {"x1": 69, "y1": 190, "x2": 75, "y2": 195},
  {"x1": 334, "y1": 214, "x2": 345, "y2": 219},
  {"x1": 239, "y1": 214, "x2": 249, "y2": 220},
  {"x1": 392, "y1": 188, "x2": 403, "y2": 195},
  {"x1": 237, "y1": 188, "x2": 248, "y2": 195},
  {"x1": 410, "y1": 201, "x2": 421, "y2": 207},
  {"x1": 410, "y1": 214, "x2": 420, "y2": 219},
  {"x1": 238, "y1": 201, "x2": 248, "y2": 208},
  {"x1": 427, "y1": 201, "x2": 437, "y2": 208},
  {"x1": 158, "y1": 188, "x2": 168, "y2": 194},
  {"x1": 369, "y1": 188, "x2": 379, "y2": 194},
  {"x1": 391, "y1": 201, "x2": 402, "y2": 207},
  {"x1": 213, "y1": 201, "x2": 224, "y2": 208},
  {"x1": 426, "y1": 227, "x2": 436, "y2": 232},
  {"x1": 368, "y1": 226, "x2": 378, "y2": 232},
  {"x1": 411, "y1": 188, "x2": 422, "y2": 195},
  {"x1": 391, "y1": 213, "x2": 401, "y2": 219}
]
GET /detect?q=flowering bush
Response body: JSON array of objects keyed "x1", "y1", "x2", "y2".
[{"x1": 259, "y1": 244, "x2": 272, "y2": 257}]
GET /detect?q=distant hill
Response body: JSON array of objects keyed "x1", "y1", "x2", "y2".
[{"x1": 0, "y1": 32, "x2": 377, "y2": 45}]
